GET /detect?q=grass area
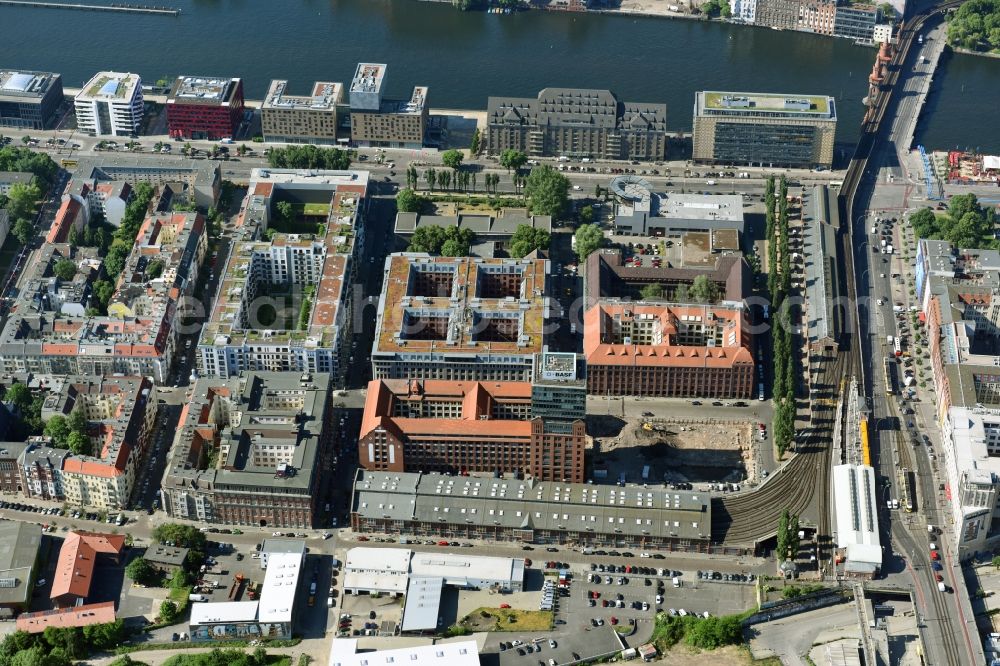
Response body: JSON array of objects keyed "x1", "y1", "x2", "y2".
[
  {"x1": 118, "y1": 639, "x2": 301, "y2": 655},
  {"x1": 459, "y1": 607, "x2": 553, "y2": 633},
  {"x1": 302, "y1": 203, "x2": 330, "y2": 216},
  {"x1": 162, "y1": 653, "x2": 290, "y2": 666}
]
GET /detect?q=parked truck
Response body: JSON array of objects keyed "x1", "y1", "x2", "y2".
[{"x1": 189, "y1": 593, "x2": 208, "y2": 602}]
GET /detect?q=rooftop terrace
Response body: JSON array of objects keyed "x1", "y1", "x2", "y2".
[{"x1": 698, "y1": 91, "x2": 835, "y2": 118}]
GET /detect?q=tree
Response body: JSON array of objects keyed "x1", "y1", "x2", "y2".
[
  {"x1": 104, "y1": 242, "x2": 132, "y2": 280},
  {"x1": 509, "y1": 224, "x2": 551, "y2": 258},
  {"x1": 499, "y1": 149, "x2": 528, "y2": 173},
  {"x1": 82, "y1": 620, "x2": 126, "y2": 652},
  {"x1": 20, "y1": 136, "x2": 30, "y2": 145},
  {"x1": 439, "y1": 227, "x2": 474, "y2": 257},
  {"x1": 690, "y1": 274, "x2": 721, "y2": 303},
  {"x1": 152, "y1": 523, "x2": 207, "y2": 550},
  {"x1": 3, "y1": 383, "x2": 32, "y2": 411},
  {"x1": 266, "y1": 145, "x2": 351, "y2": 170},
  {"x1": 909, "y1": 207, "x2": 938, "y2": 238},
  {"x1": 44, "y1": 416, "x2": 70, "y2": 446},
  {"x1": 580, "y1": 205, "x2": 594, "y2": 225},
  {"x1": 469, "y1": 128, "x2": 481, "y2": 154},
  {"x1": 66, "y1": 431, "x2": 91, "y2": 456},
  {"x1": 12, "y1": 218, "x2": 33, "y2": 245},
  {"x1": 776, "y1": 509, "x2": 790, "y2": 562},
  {"x1": 992, "y1": 555, "x2": 1000, "y2": 570},
  {"x1": 947, "y1": 0, "x2": 1000, "y2": 52},
  {"x1": 6, "y1": 181, "x2": 40, "y2": 220},
  {"x1": 524, "y1": 166, "x2": 570, "y2": 218},
  {"x1": 673, "y1": 284, "x2": 691, "y2": 302},
  {"x1": 396, "y1": 188, "x2": 422, "y2": 214},
  {"x1": 52, "y1": 260, "x2": 77, "y2": 282},
  {"x1": 640, "y1": 283, "x2": 665, "y2": 300},
  {"x1": 878, "y1": 2, "x2": 895, "y2": 19},
  {"x1": 408, "y1": 226, "x2": 448, "y2": 254},
  {"x1": 159, "y1": 600, "x2": 179, "y2": 624},
  {"x1": 91, "y1": 280, "x2": 115, "y2": 314},
  {"x1": 574, "y1": 224, "x2": 605, "y2": 261},
  {"x1": 425, "y1": 168, "x2": 437, "y2": 192},
  {"x1": 125, "y1": 558, "x2": 158, "y2": 587},
  {"x1": 441, "y1": 149, "x2": 464, "y2": 171}
]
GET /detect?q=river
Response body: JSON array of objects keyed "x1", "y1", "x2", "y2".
[{"x1": 1, "y1": 0, "x2": 997, "y2": 151}]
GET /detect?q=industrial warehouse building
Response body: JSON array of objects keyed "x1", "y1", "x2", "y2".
[{"x1": 344, "y1": 546, "x2": 524, "y2": 633}]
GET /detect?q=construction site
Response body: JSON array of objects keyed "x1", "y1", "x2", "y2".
[{"x1": 588, "y1": 415, "x2": 763, "y2": 487}]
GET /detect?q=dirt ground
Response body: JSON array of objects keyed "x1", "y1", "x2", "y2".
[
  {"x1": 657, "y1": 644, "x2": 776, "y2": 665},
  {"x1": 588, "y1": 416, "x2": 760, "y2": 485}
]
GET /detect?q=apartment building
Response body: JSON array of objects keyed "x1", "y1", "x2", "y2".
[
  {"x1": 348, "y1": 64, "x2": 428, "y2": 148},
  {"x1": 351, "y1": 470, "x2": 715, "y2": 552},
  {"x1": 160, "y1": 372, "x2": 333, "y2": 529},
  {"x1": 728, "y1": 0, "x2": 757, "y2": 23},
  {"x1": 261, "y1": 79, "x2": 343, "y2": 144},
  {"x1": 358, "y1": 373, "x2": 586, "y2": 482},
  {"x1": 370, "y1": 254, "x2": 549, "y2": 382},
  {"x1": 799, "y1": 0, "x2": 837, "y2": 35},
  {"x1": 198, "y1": 169, "x2": 369, "y2": 384},
  {"x1": 167, "y1": 75, "x2": 245, "y2": 140},
  {"x1": 486, "y1": 88, "x2": 666, "y2": 161},
  {"x1": 692, "y1": 91, "x2": 837, "y2": 168},
  {"x1": 915, "y1": 241, "x2": 1000, "y2": 557},
  {"x1": 27, "y1": 376, "x2": 158, "y2": 510},
  {"x1": 0, "y1": 212, "x2": 206, "y2": 383},
  {"x1": 65, "y1": 156, "x2": 220, "y2": 209},
  {"x1": 0, "y1": 171, "x2": 33, "y2": 196},
  {"x1": 0, "y1": 442, "x2": 27, "y2": 493},
  {"x1": 0, "y1": 69, "x2": 63, "y2": 130},
  {"x1": 74, "y1": 71, "x2": 144, "y2": 137},
  {"x1": 753, "y1": 0, "x2": 801, "y2": 29}
]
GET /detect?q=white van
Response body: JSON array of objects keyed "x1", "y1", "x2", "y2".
[{"x1": 672, "y1": 577, "x2": 680, "y2": 588}]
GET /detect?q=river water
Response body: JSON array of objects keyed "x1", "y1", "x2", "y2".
[{"x1": 1, "y1": 0, "x2": 996, "y2": 151}]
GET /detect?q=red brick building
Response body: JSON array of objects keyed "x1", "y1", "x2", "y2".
[
  {"x1": 359, "y1": 379, "x2": 585, "y2": 482},
  {"x1": 584, "y1": 303, "x2": 754, "y2": 398},
  {"x1": 166, "y1": 76, "x2": 245, "y2": 140}
]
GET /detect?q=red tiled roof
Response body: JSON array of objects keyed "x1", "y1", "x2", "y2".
[
  {"x1": 16, "y1": 601, "x2": 116, "y2": 633},
  {"x1": 50, "y1": 532, "x2": 125, "y2": 602},
  {"x1": 47, "y1": 198, "x2": 83, "y2": 244}
]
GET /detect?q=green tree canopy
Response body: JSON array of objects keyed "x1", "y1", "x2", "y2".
[
  {"x1": 499, "y1": 149, "x2": 528, "y2": 173},
  {"x1": 146, "y1": 259, "x2": 165, "y2": 279},
  {"x1": 574, "y1": 223, "x2": 605, "y2": 261},
  {"x1": 104, "y1": 242, "x2": 132, "y2": 279},
  {"x1": 125, "y1": 558, "x2": 158, "y2": 587},
  {"x1": 43, "y1": 415, "x2": 70, "y2": 446},
  {"x1": 0, "y1": 146, "x2": 58, "y2": 186},
  {"x1": 152, "y1": 523, "x2": 207, "y2": 550},
  {"x1": 91, "y1": 280, "x2": 115, "y2": 314},
  {"x1": 6, "y1": 181, "x2": 40, "y2": 220},
  {"x1": 12, "y1": 218, "x2": 33, "y2": 245},
  {"x1": 266, "y1": 145, "x2": 351, "y2": 170},
  {"x1": 441, "y1": 149, "x2": 464, "y2": 170},
  {"x1": 947, "y1": 0, "x2": 1000, "y2": 52},
  {"x1": 52, "y1": 260, "x2": 77, "y2": 282},
  {"x1": 159, "y1": 600, "x2": 179, "y2": 624},
  {"x1": 3, "y1": 384, "x2": 32, "y2": 411},
  {"x1": 508, "y1": 224, "x2": 551, "y2": 258},
  {"x1": 407, "y1": 226, "x2": 448, "y2": 254},
  {"x1": 396, "y1": 188, "x2": 423, "y2": 214},
  {"x1": 640, "y1": 283, "x2": 665, "y2": 300},
  {"x1": 66, "y1": 431, "x2": 91, "y2": 456},
  {"x1": 690, "y1": 274, "x2": 722, "y2": 303},
  {"x1": 524, "y1": 166, "x2": 570, "y2": 218}
]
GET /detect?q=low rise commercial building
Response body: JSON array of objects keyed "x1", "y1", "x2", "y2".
[
  {"x1": 189, "y1": 549, "x2": 303, "y2": 642},
  {"x1": 144, "y1": 545, "x2": 190, "y2": 573},
  {"x1": 74, "y1": 71, "x2": 144, "y2": 137},
  {"x1": 358, "y1": 375, "x2": 585, "y2": 482},
  {"x1": 487, "y1": 87, "x2": 666, "y2": 161},
  {"x1": 351, "y1": 470, "x2": 714, "y2": 551},
  {"x1": 394, "y1": 209, "x2": 551, "y2": 257},
  {"x1": 167, "y1": 75, "x2": 245, "y2": 140},
  {"x1": 371, "y1": 254, "x2": 549, "y2": 382},
  {"x1": 349, "y1": 64, "x2": 427, "y2": 148},
  {"x1": 261, "y1": 79, "x2": 343, "y2": 145},
  {"x1": 50, "y1": 531, "x2": 125, "y2": 607},
  {"x1": 692, "y1": 91, "x2": 837, "y2": 168},
  {"x1": 198, "y1": 169, "x2": 369, "y2": 383},
  {"x1": 0, "y1": 69, "x2": 63, "y2": 130},
  {"x1": 16, "y1": 601, "x2": 116, "y2": 633},
  {"x1": 0, "y1": 521, "x2": 42, "y2": 615},
  {"x1": 160, "y1": 372, "x2": 333, "y2": 529},
  {"x1": 610, "y1": 176, "x2": 745, "y2": 236},
  {"x1": 831, "y1": 464, "x2": 882, "y2": 578}
]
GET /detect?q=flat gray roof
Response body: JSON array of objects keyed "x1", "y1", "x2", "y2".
[{"x1": 0, "y1": 521, "x2": 41, "y2": 606}]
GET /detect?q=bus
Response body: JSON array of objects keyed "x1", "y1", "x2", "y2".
[
  {"x1": 884, "y1": 357, "x2": 898, "y2": 395},
  {"x1": 902, "y1": 470, "x2": 917, "y2": 513},
  {"x1": 893, "y1": 336, "x2": 903, "y2": 357},
  {"x1": 60, "y1": 158, "x2": 78, "y2": 168}
]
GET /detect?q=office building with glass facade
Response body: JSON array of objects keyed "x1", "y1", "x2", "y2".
[{"x1": 692, "y1": 91, "x2": 837, "y2": 168}]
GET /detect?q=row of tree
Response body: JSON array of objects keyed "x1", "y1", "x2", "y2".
[
  {"x1": 639, "y1": 275, "x2": 721, "y2": 304},
  {"x1": 265, "y1": 145, "x2": 352, "y2": 170},
  {"x1": 406, "y1": 225, "x2": 475, "y2": 257},
  {"x1": 0, "y1": 620, "x2": 127, "y2": 666},
  {"x1": 776, "y1": 508, "x2": 801, "y2": 562},
  {"x1": 767, "y1": 177, "x2": 797, "y2": 457},
  {"x1": 946, "y1": 0, "x2": 1000, "y2": 52},
  {"x1": 103, "y1": 182, "x2": 156, "y2": 279}
]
